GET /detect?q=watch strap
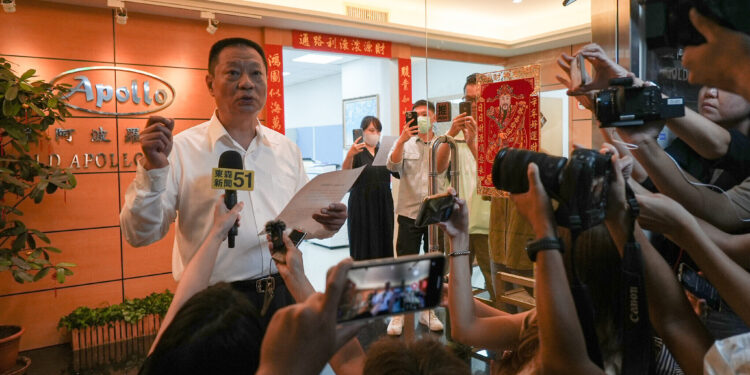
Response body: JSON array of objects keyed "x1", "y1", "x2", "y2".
[{"x1": 526, "y1": 237, "x2": 563, "y2": 262}]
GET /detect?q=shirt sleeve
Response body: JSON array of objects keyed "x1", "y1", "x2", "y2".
[
  {"x1": 726, "y1": 177, "x2": 750, "y2": 219},
  {"x1": 386, "y1": 140, "x2": 403, "y2": 174},
  {"x1": 119, "y1": 159, "x2": 178, "y2": 247}
]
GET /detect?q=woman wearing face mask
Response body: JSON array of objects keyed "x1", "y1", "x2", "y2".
[{"x1": 342, "y1": 116, "x2": 394, "y2": 260}]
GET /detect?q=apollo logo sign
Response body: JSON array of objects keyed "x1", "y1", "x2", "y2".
[{"x1": 51, "y1": 66, "x2": 175, "y2": 116}]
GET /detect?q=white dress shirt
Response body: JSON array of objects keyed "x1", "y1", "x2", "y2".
[
  {"x1": 386, "y1": 135, "x2": 447, "y2": 220},
  {"x1": 120, "y1": 113, "x2": 308, "y2": 284}
]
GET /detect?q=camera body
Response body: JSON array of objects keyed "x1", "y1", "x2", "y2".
[
  {"x1": 492, "y1": 147, "x2": 612, "y2": 230},
  {"x1": 595, "y1": 77, "x2": 685, "y2": 127},
  {"x1": 644, "y1": 0, "x2": 750, "y2": 49}
]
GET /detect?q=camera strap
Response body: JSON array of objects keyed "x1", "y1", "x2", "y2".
[{"x1": 620, "y1": 185, "x2": 654, "y2": 375}]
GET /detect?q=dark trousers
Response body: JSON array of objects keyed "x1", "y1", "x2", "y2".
[
  {"x1": 396, "y1": 215, "x2": 427, "y2": 256},
  {"x1": 396, "y1": 215, "x2": 447, "y2": 256},
  {"x1": 230, "y1": 274, "x2": 296, "y2": 330}
]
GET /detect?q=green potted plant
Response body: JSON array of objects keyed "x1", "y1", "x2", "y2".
[{"x1": 0, "y1": 57, "x2": 77, "y2": 372}]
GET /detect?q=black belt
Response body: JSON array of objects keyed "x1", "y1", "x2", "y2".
[{"x1": 232, "y1": 273, "x2": 285, "y2": 294}]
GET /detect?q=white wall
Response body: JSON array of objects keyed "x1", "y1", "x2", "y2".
[
  {"x1": 411, "y1": 58, "x2": 503, "y2": 102},
  {"x1": 284, "y1": 74, "x2": 342, "y2": 128},
  {"x1": 341, "y1": 57, "x2": 397, "y2": 137}
]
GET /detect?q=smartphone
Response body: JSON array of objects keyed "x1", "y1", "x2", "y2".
[
  {"x1": 678, "y1": 263, "x2": 721, "y2": 310},
  {"x1": 414, "y1": 192, "x2": 455, "y2": 227},
  {"x1": 459, "y1": 101, "x2": 472, "y2": 116},
  {"x1": 336, "y1": 253, "x2": 445, "y2": 323},
  {"x1": 270, "y1": 229, "x2": 306, "y2": 263},
  {"x1": 570, "y1": 54, "x2": 591, "y2": 89},
  {"x1": 404, "y1": 111, "x2": 418, "y2": 127},
  {"x1": 352, "y1": 128, "x2": 363, "y2": 144}
]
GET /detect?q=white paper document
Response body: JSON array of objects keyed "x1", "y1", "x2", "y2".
[
  {"x1": 270, "y1": 166, "x2": 365, "y2": 238},
  {"x1": 371, "y1": 136, "x2": 398, "y2": 166}
]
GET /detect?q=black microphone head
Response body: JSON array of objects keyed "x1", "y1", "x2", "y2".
[{"x1": 218, "y1": 150, "x2": 243, "y2": 170}]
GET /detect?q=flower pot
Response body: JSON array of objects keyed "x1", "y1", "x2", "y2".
[{"x1": 0, "y1": 325, "x2": 23, "y2": 373}]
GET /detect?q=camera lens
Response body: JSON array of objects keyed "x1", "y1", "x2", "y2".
[{"x1": 492, "y1": 147, "x2": 567, "y2": 194}]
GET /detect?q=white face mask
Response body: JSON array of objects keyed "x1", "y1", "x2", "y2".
[{"x1": 364, "y1": 133, "x2": 380, "y2": 146}]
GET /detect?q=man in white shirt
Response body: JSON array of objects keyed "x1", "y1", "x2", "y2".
[
  {"x1": 386, "y1": 100, "x2": 445, "y2": 335},
  {"x1": 120, "y1": 38, "x2": 346, "y2": 326}
]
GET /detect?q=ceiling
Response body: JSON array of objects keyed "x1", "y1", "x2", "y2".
[
  {"x1": 46, "y1": 0, "x2": 591, "y2": 57},
  {"x1": 282, "y1": 48, "x2": 363, "y2": 86}
]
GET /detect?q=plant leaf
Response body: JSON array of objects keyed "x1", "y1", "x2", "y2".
[
  {"x1": 56, "y1": 267, "x2": 65, "y2": 283},
  {"x1": 20, "y1": 69, "x2": 36, "y2": 81},
  {"x1": 5, "y1": 85, "x2": 17, "y2": 100},
  {"x1": 12, "y1": 232, "x2": 28, "y2": 251},
  {"x1": 56, "y1": 262, "x2": 76, "y2": 268},
  {"x1": 30, "y1": 229, "x2": 50, "y2": 243},
  {"x1": 33, "y1": 267, "x2": 51, "y2": 281}
]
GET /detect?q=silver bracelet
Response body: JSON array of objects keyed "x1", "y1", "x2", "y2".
[{"x1": 449, "y1": 250, "x2": 470, "y2": 257}]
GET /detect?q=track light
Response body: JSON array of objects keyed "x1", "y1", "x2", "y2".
[
  {"x1": 115, "y1": 7, "x2": 128, "y2": 24},
  {"x1": 2, "y1": 0, "x2": 16, "y2": 13},
  {"x1": 562, "y1": 0, "x2": 577, "y2": 5},
  {"x1": 206, "y1": 18, "x2": 219, "y2": 34}
]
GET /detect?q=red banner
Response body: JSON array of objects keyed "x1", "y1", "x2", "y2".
[
  {"x1": 398, "y1": 58, "x2": 413, "y2": 133},
  {"x1": 264, "y1": 44, "x2": 285, "y2": 134},
  {"x1": 477, "y1": 65, "x2": 541, "y2": 197},
  {"x1": 292, "y1": 30, "x2": 392, "y2": 58}
]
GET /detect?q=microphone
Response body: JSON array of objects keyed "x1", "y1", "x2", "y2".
[{"x1": 218, "y1": 150, "x2": 243, "y2": 248}]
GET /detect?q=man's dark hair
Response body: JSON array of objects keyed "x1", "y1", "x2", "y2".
[
  {"x1": 208, "y1": 38, "x2": 268, "y2": 75},
  {"x1": 360, "y1": 115, "x2": 382, "y2": 132},
  {"x1": 412, "y1": 99, "x2": 435, "y2": 113},
  {"x1": 464, "y1": 73, "x2": 479, "y2": 93},
  {"x1": 139, "y1": 283, "x2": 264, "y2": 375}
]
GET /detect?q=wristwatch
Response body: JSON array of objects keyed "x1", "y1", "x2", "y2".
[{"x1": 525, "y1": 237, "x2": 564, "y2": 262}]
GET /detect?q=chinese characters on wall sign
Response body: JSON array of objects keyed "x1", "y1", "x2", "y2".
[
  {"x1": 398, "y1": 59, "x2": 413, "y2": 133},
  {"x1": 292, "y1": 31, "x2": 392, "y2": 58},
  {"x1": 264, "y1": 44, "x2": 286, "y2": 134}
]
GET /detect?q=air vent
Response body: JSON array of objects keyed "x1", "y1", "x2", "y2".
[{"x1": 346, "y1": 5, "x2": 388, "y2": 23}]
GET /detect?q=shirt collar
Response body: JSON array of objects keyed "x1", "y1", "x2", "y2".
[{"x1": 207, "y1": 111, "x2": 273, "y2": 152}]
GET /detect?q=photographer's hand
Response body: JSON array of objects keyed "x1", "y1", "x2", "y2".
[
  {"x1": 438, "y1": 187, "x2": 469, "y2": 247},
  {"x1": 683, "y1": 9, "x2": 750, "y2": 101},
  {"x1": 510, "y1": 163, "x2": 556, "y2": 239},
  {"x1": 269, "y1": 232, "x2": 314, "y2": 302}
]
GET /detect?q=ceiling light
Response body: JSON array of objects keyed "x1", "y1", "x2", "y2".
[
  {"x1": 292, "y1": 54, "x2": 342, "y2": 64},
  {"x1": 562, "y1": 0, "x2": 577, "y2": 5},
  {"x1": 2, "y1": 0, "x2": 15, "y2": 13},
  {"x1": 283, "y1": 72, "x2": 290, "y2": 76},
  {"x1": 513, "y1": 0, "x2": 522, "y2": 3},
  {"x1": 206, "y1": 18, "x2": 219, "y2": 34},
  {"x1": 115, "y1": 7, "x2": 128, "y2": 24}
]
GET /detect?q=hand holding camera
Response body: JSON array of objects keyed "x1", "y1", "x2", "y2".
[{"x1": 509, "y1": 164, "x2": 557, "y2": 239}]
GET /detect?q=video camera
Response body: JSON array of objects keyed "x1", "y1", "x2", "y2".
[
  {"x1": 644, "y1": 0, "x2": 750, "y2": 49},
  {"x1": 594, "y1": 77, "x2": 685, "y2": 127},
  {"x1": 492, "y1": 147, "x2": 612, "y2": 231}
]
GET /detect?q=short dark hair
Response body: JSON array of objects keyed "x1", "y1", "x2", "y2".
[
  {"x1": 363, "y1": 338, "x2": 470, "y2": 375},
  {"x1": 464, "y1": 73, "x2": 479, "y2": 93},
  {"x1": 412, "y1": 99, "x2": 435, "y2": 113},
  {"x1": 360, "y1": 116, "x2": 382, "y2": 132},
  {"x1": 140, "y1": 283, "x2": 264, "y2": 375},
  {"x1": 208, "y1": 38, "x2": 268, "y2": 75}
]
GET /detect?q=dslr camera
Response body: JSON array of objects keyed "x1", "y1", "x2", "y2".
[
  {"x1": 595, "y1": 77, "x2": 685, "y2": 127},
  {"x1": 492, "y1": 147, "x2": 612, "y2": 230},
  {"x1": 644, "y1": 0, "x2": 750, "y2": 49}
]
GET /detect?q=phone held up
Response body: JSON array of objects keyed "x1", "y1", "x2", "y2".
[
  {"x1": 404, "y1": 111, "x2": 418, "y2": 127},
  {"x1": 336, "y1": 253, "x2": 445, "y2": 323},
  {"x1": 352, "y1": 128, "x2": 363, "y2": 144},
  {"x1": 415, "y1": 192, "x2": 455, "y2": 228},
  {"x1": 459, "y1": 101, "x2": 472, "y2": 117},
  {"x1": 570, "y1": 53, "x2": 591, "y2": 89}
]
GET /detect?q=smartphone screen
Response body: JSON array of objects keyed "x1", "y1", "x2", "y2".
[
  {"x1": 289, "y1": 230, "x2": 306, "y2": 247},
  {"x1": 415, "y1": 192, "x2": 454, "y2": 227},
  {"x1": 337, "y1": 253, "x2": 445, "y2": 323},
  {"x1": 678, "y1": 263, "x2": 721, "y2": 310}
]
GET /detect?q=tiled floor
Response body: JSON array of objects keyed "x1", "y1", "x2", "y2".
[{"x1": 19, "y1": 241, "x2": 494, "y2": 374}]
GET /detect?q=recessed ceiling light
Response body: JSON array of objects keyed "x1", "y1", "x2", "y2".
[
  {"x1": 283, "y1": 72, "x2": 290, "y2": 76},
  {"x1": 513, "y1": 0, "x2": 522, "y2": 3},
  {"x1": 292, "y1": 54, "x2": 343, "y2": 64}
]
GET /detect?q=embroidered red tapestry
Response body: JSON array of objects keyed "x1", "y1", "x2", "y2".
[{"x1": 476, "y1": 65, "x2": 541, "y2": 197}]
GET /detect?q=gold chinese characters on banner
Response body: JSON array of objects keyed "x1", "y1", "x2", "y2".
[
  {"x1": 264, "y1": 44, "x2": 285, "y2": 134},
  {"x1": 292, "y1": 30, "x2": 391, "y2": 58}
]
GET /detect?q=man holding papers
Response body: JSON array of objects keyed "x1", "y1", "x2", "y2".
[{"x1": 120, "y1": 38, "x2": 346, "y2": 328}]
